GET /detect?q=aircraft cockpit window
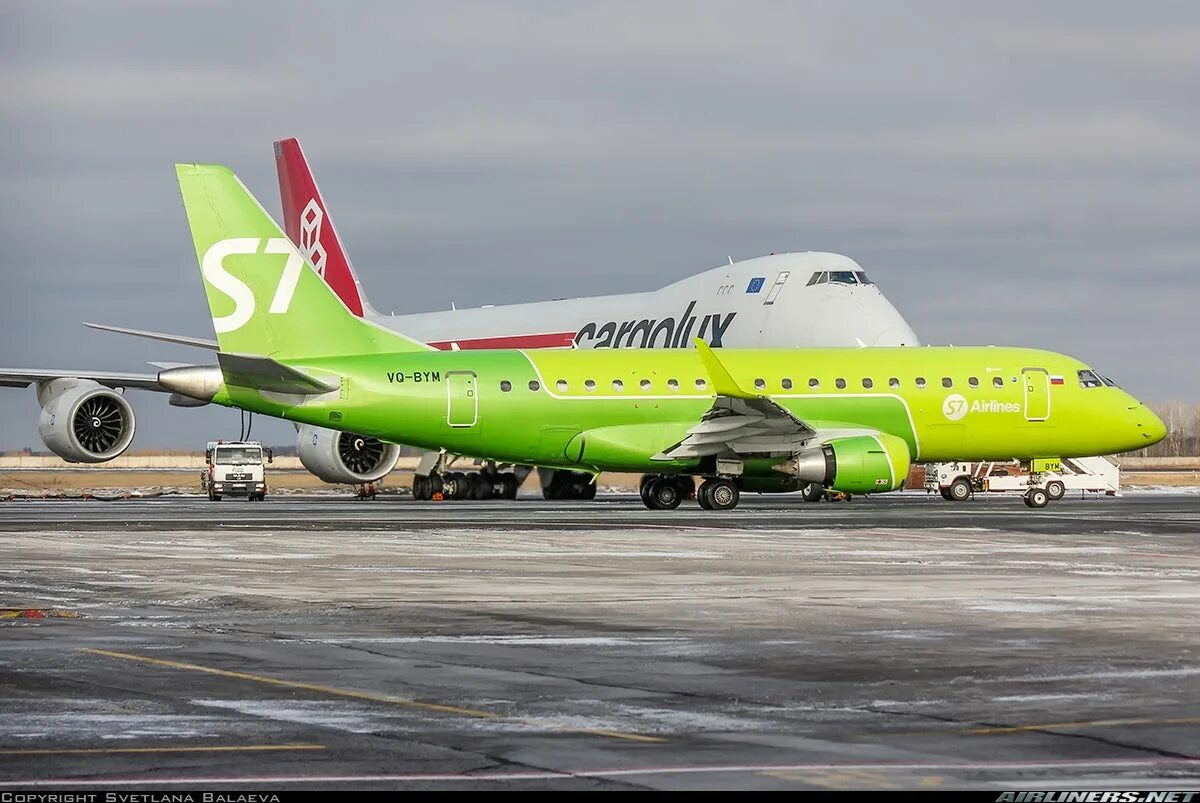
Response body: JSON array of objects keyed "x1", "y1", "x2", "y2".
[
  {"x1": 854, "y1": 271, "x2": 872, "y2": 285},
  {"x1": 1078, "y1": 369, "x2": 1104, "y2": 388},
  {"x1": 1103, "y1": 376, "x2": 1119, "y2": 387},
  {"x1": 806, "y1": 272, "x2": 822, "y2": 286},
  {"x1": 829, "y1": 270, "x2": 857, "y2": 284}
]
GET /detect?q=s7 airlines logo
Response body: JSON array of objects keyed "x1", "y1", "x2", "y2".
[
  {"x1": 942, "y1": 393, "x2": 1022, "y2": 421},
  {"x1": 299, "y1": 199, "x2": 327, "y2": 277},
  {"x1": 201, "y1": 238, "x2": 305, "y2": 333},
  {"x1": 942, "y1": 393, "x2": 968, "y2": 421}
]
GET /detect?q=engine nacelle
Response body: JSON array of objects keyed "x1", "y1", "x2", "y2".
[
  {"x1": 37, "y1": 379, "x2": 136, "y2": 463},
  {"x1": 296, "y1": 425, "x2": 399, "y2": 484},
  {"x1": 778, "y1": 433, "x2": 910, "y2": 494}
]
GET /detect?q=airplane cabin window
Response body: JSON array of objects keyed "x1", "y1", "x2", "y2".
[
  {"x1": 862, "y1": 378, "x2": 873, "y2": 389},
  {"x1": 829, "y1": 270, "x2": 857, "y2": 284},
  {"x1": 612, "y1": 379, "x2": 624, "y2": 392},
  {"x1": 809, "y1": 378, "x2": 820, "y2": 389},
  {"x1": 754, "y1": 378, "x2": 766, "y2": 390},
  {"x1": 835, "y1": 378, "x2": 847, "y2": 389},
  {"x1": 888, "y1": 377, "x2": 900, "y2": 388},
  {"x1": 968, "y1": 377, "x2": 979, "y2": 388},
  {"x1": 528, "y1": 380, "x2": 540, "y2": 391},
  {"x1": 640, "y1": 379, "x2": 652, "y2": 391},
  {"x1": 500, "y1": 380, "x2": 512, "y2": 392},
  {"x1": 556, "y1": 379, "x2": 568, "y2": 392},
  {"x1": 915, "y1": 377, "x2": 927, "y2": 389},
  {"x1": 667, "y1": 378, "x2": 679, "y2": 390},
  {"x1": 1077, "y1": 369, "x2": 1104, "y2": 388},
  {"x1": 993, "y1": 376, "x2": 1004, "y2": 388},
  {"x1": 584, "y1": 379, "x2": 596, "y2": 392},
  {"x1": 942, "y1": 377, "x2": 953, "y2": 388},
  {"x1": 781, "y1": 378, "x2": 793, "y2": 390},
  {"x1": 695, "y1": 378, "x2": 708, "y2": 390},
  {"x1": 854, "y1": 271, "x2": 872, "y2": 285}
]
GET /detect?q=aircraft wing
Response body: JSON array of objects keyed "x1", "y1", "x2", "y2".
[
  {"x1": 83, "y1": 322, "x2": 219, "y2": 350},
  {"x1": 654, "y1": 339, "x2": 818, "y2": 460},
  {"x1": 0, "y1": 368, "x2": 166, "y2": 391}
]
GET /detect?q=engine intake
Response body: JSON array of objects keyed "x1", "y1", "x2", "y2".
[
  {"x1": 296, "y1": 425, "x2": 399, "y2": 484},
  {"x1": 37, "y1": 380, "x2": 136, "y2": 463}
]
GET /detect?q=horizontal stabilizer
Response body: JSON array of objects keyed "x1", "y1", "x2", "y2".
[
  {"x1": 83, "y1": 322, "x2": 218, "y2": 350},
  {"x1": 217, "y1": 352, "x2": 339, "y2": 394}
]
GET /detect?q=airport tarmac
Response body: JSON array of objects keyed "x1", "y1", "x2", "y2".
[{"x1": 1, "y1": 493, "x2": 1198, "y2": 790}]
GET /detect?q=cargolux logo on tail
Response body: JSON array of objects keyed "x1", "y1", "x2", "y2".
[
  {"x1": 274, "y1": 137, "x2": 364, "y2": 316},
  {"x1": 299, "y1": 199, "x2": 327, "y2": 277},
  {"x1": 201, "y1": 238, "x2": 304, "y2": 333}
]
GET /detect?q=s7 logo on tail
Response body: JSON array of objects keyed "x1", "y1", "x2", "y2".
[{"x1": 201, "y1": 238, "x2": 305, "y2": 333}]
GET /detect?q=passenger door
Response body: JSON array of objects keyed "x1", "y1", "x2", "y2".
[
  {"x1": 1022, "y1": 368, "x2": 1050, "y2": 421},
  {"x1": 446, "y1": 371, "x2": 478, "y2": 427}
]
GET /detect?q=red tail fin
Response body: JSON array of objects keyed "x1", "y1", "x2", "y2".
[{"x1": 274, "y1": 138, "x2": 366, "y2": 316}]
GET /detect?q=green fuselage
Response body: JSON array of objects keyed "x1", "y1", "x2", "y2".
[{"x1": 214, "y1": 346, "x2": 1163, "y2": 478}]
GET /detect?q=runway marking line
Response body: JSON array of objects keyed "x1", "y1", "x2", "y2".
[
  {"x1": 79, "y1": 648, "x2": 664, "y2": 745},
  {"x1": 0, "y1": 744, "x2": 324, "y2": 756},
  {"x1": 965, "y1": 716, "x2": 1200, "y2": 735}
]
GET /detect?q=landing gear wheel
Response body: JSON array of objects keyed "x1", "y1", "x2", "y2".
[
  {"x1": 801, "y1": 482, "x2": 824, "y2": 503},
  {"x1": 445, "y1": 472, "x2": 469, "y2": 500},
  {"x1": 1024, "y1": 488, "x2": 1049, "y2": 508},
  {"x1": 501, "y1": 473, "x2": 519, "y2": 500},
  {"x1": 947, "y1": 477, "x2": 972, "y2": 502},
  {"x1": 1045, "y1": 481, "x2": 1065, "y2": 501},
  {"x1": 471, "y1": 474, "x2": 493, "y2": 500},
  {"x1": 700, "y1": 478, "x2": 739, "y2": 511},
  {"x1": 412, "y1": 475, "x2": 428, "y2": 501},
  {"x1": 645, "y1": 478, "x2": 683, "y2": 510},
  {"x1": 697, "y1": 481, "x2": 714, "y2": 510},
  {"x1": 640, "y1": 476, "x2": 657, "y2": 507}
]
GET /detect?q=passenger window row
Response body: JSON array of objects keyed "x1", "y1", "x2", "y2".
[{"x1": 499, "y1": 375, "x2": 1009, "y2": 393}]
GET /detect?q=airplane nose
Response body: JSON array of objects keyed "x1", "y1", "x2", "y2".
[{"x1": 1140, "y1": 407, "x2": 1167, "y2": 446}]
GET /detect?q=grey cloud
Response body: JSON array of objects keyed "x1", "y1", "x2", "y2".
[{"x1": 2, "y1": 1, "x2": 1198, "y2": 450}]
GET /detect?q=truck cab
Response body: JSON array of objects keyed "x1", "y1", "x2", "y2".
[{"x1": 202, "y1": 441, "x2": 271, "y2": 501}]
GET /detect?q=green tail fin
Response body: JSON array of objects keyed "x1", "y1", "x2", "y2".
[{"x1": 175, "y1": 163, "x2": 429, "y2": 358}]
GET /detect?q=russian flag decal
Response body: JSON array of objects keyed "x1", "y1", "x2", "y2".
[{"x1": 1050, "y1": 375, "x2": 1064, "y2": 385}]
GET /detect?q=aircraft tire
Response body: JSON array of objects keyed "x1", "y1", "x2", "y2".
[
  {"x1": 697, "y1": 481, "x2": 714, "y2": 510},
  {"x1": 1024, "y1": 488, "x2": 1049, "y2": 508},
  {"x1": 577, "y1": 480, "x2": 597, "y2": 501},
  {"x1": 801, "y1": 482, "x2": 825, "y2": 503},
  {"x1": 640, "y1": 479, "x2": 656, "y2": 507},
  {"x1": 948, "y1": 477, "x2": 972, "y2": 502},
  {"x1": 702, "y1": 479, "x2": 739, "y2": 511},
  {"x1": 646, "y1": 478, "x2": 682, "y2": 510},
  {"x1": 1045, "y1": 480, "x2": 1065, "y2": 501},
  {"x1": 471, "y1": 474, "x2": 493, "y2": 501},
  {"x1": 501, "y1": 473, "x2": 519, "y2": 500}
]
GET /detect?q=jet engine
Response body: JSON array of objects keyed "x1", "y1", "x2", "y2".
[
  {"x1": 778, "y1": 433, "x2": 910, "y2": 494},
  {"x1": 296, "y1": 424, "x2": 400, "y2": 484},
  {"x1": 37, "y1": 379, "x2": 136, "y2": 463}
]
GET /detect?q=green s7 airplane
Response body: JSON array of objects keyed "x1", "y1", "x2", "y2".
[{"x1": 159, "y1": 164, "x2": 1166, "y2": 511}]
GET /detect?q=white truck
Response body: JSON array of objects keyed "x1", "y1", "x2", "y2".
[
  {"x1": 201, "y1": 441, "x2": 272, "y2": 501},
  {"x1": 924, "y1": 456, "x2": 1120, "y2": 507}
]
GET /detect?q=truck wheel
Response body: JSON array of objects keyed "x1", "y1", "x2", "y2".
[
  {"x1": 209, "y1": 493, "x2": 221, "y2": 502},
  {"x1": 1025, "y1": 488, "x2": 1049, "y2": 508},
  {"x1": 948, "y1": 477, "x2": 972, "y2": 502},
  {"x1": 1045, "y1": 481, "x2": 1065, "y2": 501}
]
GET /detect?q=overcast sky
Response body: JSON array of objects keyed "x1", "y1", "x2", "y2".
[{"x1": 2, "y1": 1, "x2": 1198, "y2": 450}]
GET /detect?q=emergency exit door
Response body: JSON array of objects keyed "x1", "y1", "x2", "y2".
[
  {"x1": 1022, "y1": 368, "x2": 1050, "y2": 422},
  {"x1": 446, "y1": 371, "x2": 477, "y2": 427}
]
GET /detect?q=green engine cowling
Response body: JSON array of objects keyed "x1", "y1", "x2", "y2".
[{"x1": 780, "y1": 433, "x2": 910, "y2": 494}]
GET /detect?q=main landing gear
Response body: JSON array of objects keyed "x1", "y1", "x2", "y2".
[
  {"x1": 412, "y1": 467, "x2": 520, "y2": 501},
  {"x1": 542, "y1": 469, "x2": 598, "y2": 501},
  {"x1": 641, "y1": 475, "x2": 741, "y2": 511}
]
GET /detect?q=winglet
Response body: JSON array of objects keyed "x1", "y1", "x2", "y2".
[{"x1": 693, "y1": 337, "x2": 757, "y2": 399}]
